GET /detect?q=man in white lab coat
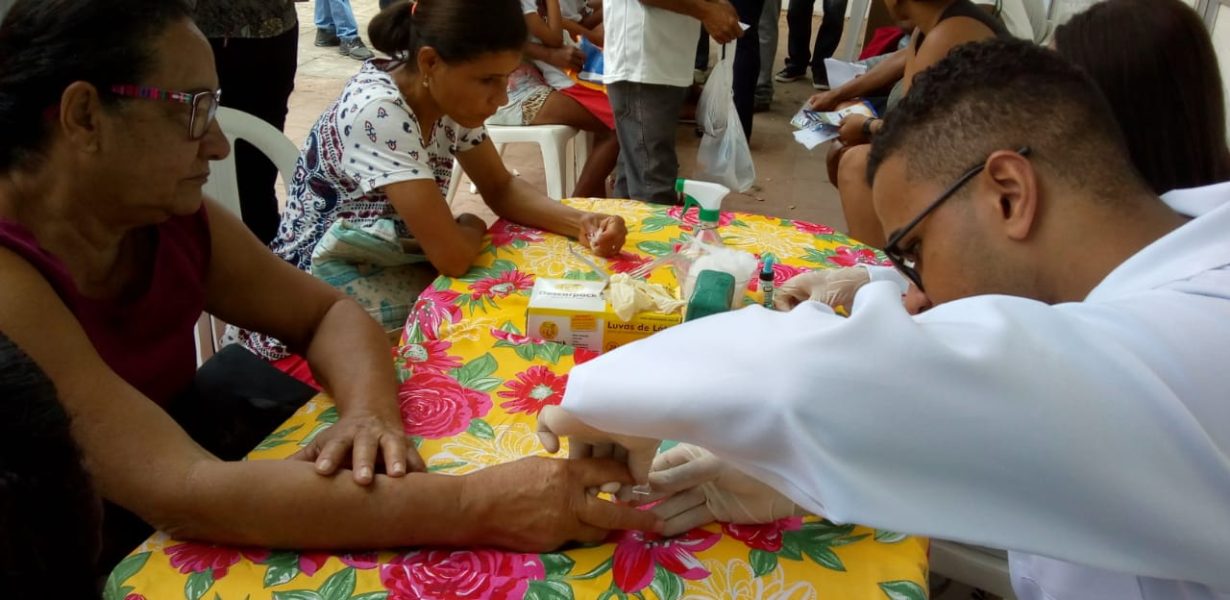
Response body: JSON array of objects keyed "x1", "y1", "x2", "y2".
[{"x1": 540, "y1": 39, "x2": 1230, "y2": 600}]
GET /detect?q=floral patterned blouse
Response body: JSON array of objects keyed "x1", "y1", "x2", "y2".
[{"x1": 194, "y1": 0, "x2": 298, "y2": 39}]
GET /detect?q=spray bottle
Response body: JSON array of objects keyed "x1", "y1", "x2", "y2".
[{"x1": 676, "y1": 178, "x2": 730, "y2": 246}]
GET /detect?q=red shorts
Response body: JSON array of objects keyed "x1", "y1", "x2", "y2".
[{"x1": 561, "y1": 84, "x2": 615, "y2": 130}]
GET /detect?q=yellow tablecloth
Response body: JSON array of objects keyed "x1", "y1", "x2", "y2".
[{"x1": 109, "y1": 199, "x2": 927, "y2": 600}]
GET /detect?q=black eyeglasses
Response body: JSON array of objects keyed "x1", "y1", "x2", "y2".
[
  {"x1": 109, "y1": 84, "x2": 222, "y2": 140},
  {"x1": 883, "y1": 146, "x2": 1032, "y2": 292}
]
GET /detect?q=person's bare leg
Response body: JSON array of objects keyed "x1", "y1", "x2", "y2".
[
  {"x1": 826, "y1": 142, "x2": 850, "y2": 187},
  {"x1": 532, "y1": 92, "x2": 619, "y2": 198},
  {"x1": 836, "y1": 144, "x2": 887, "y2": 248}
]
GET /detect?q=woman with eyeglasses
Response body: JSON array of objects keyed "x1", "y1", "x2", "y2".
[{"x1": 0, "y1": 0, "x2": 655, "y2": 576}]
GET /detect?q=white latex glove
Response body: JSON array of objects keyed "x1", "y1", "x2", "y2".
[
  {"x1": 537, "y1": 405, "x2": 661, "y2": 493},
  {"x1": 647, "y1": 444, "x2": 806, "y2": 536},
  {"x1": 774, "y1": 267, "x2": 871, "y2": 312}
]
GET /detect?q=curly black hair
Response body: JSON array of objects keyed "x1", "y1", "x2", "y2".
[
  {"x1": 867, "y1": 38, "x2": 1149, "y2": 202},
  {"x1": 0, "y1": 0, "x2": 196, "y2": 171},
  {"x1": 0, "y1": 331, "x2": 101, "y2": 598}
]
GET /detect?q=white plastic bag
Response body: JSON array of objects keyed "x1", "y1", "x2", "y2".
[{"x1": 695, "y1": 46, "x2": 755, "y2": 192}]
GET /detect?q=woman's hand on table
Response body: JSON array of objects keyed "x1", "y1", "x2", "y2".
[
  {"x1": 537, "y1": 405, "x2": 659, "y2": 489},
  {"x1": 578, "y1": 213, "x2": 627, "y2": 258},
  {"x1": 460, "y1": 456, "x2": 663, "y2": 552},
  {"x1": 292, "y1": 411, "x2": 426, "y2": 484},
  {"x1": 647, "y1": 444, "x2": 807, "y2": 536}
]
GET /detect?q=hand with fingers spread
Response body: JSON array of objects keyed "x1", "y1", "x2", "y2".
[
  {"x1": 460, "y1": 456, "x2": 663, "y2": 552},
  {"x1": 537, "y1": 405, "x2": 660, "y2": 490},
  {"x1": 647, "y1": 444, "x2": 806, "y2": 537},
  {"x1": 292, "y1": 411, "x2": 425, "y2": 485}
]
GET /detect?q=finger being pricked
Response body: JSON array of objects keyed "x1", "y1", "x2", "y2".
[{"x1": 580, "y1": 493, "x2": 663, "y2": 534}]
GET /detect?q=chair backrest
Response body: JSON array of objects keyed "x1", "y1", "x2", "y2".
[{"x1": 201, "y1": 106, "x2": 301, "y2": 218}]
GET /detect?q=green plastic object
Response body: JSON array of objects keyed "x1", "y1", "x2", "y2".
[{"x1": 685, "y1": 270, "x2": 736, "y2": 322}]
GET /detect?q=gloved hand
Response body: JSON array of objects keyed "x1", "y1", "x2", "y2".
[
  {"x1": 537, "y1": 405, "x2": 661, "y2": 493},
  {"x1": 646, "y1": 444, "x2": 807, "y2": 536},
  {"x1": 774, "y1": 267, "x2": 871, "y2": 313}
]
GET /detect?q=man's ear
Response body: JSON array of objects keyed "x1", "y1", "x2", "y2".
[
  {"x1": 980, "y1": 149, "x2": 1038, "y2": 242},
  {"x1": 59, "y1": 81, "x2": 105, "y2": 154}
]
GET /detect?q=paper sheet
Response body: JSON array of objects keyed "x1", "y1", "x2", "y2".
[
  {"x1": 823, "y1": 58, "x2": 868, "y2": 90},
  {"x1": 793, "y1": 127, "x2": 839, "y2": 150}
]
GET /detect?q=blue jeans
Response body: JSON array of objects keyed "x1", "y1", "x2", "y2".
[{"x1": 315, "y1": 0, "x2": 360, "y2": 41}]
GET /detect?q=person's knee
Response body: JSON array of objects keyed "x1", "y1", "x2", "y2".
[{"x1": 837, "y1": 144, "x2": 871, "y2": 192}]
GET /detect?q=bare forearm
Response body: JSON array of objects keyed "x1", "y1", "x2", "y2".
[
  {"x1": 486, "y1": 178, "x2": 583, "y2": 240},
  {"x1": 303, "y1": 299, "x2": 401, "y2": 422},
  {"x1": 523, "y1": 41, "x2": 555, "y2": 62},
  {"x1": 167, "y1": 459, "x2": 473, "y2": 549}
]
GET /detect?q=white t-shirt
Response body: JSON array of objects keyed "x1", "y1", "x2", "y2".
[
  {"x1": 522, "y1": 0, "x2": 576, "y2": 91},
  {"x1": 602, "y1": 0, "x2": 701, "y2": 87}
]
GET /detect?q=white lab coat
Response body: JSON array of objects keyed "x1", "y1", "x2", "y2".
[{"x1": 561, "y1": 182, "x2": 1230, "y2": 599}]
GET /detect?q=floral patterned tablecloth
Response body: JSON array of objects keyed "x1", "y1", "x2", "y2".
[{"x1": 109, "y1": 199, "x2": 927, "y2": 600}]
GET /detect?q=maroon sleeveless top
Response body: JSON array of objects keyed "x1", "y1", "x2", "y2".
[{"x1": 0, "y1": 209, "x2": 211, "y2": 406}]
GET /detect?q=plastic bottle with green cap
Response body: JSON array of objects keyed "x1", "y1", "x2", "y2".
[{"x1": 676, "y1": 178, "x2": 730, "y2": 247}]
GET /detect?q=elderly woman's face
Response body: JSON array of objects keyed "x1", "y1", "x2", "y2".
[{"x1": 93, "y1": 18, "x2": 230, "y2": 220}]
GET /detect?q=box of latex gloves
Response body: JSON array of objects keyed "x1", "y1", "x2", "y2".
[{"x1": 526, "y1": 276, "x2": 684, "y2": 354}]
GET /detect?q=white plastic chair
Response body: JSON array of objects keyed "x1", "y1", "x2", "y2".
[
  {"x1": 201, "y1": 106, "x2": 301, "y2": 219},
  {"x1": 931, "y1": 541, "x2": 1017, "y2": 599},
  {"x1": 446, "y1": 124, "x2": 589, "y2": 205},
  {"x1": 195, "y1": 107, "x2": 301, "y2": 365}
]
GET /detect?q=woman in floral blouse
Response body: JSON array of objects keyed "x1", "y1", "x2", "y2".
[{"x1": 240, "y1": 0, "x2": 630, "y2": 360}]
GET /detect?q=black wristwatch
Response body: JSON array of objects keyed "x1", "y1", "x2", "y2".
[{"x1": 861, "y1": 118, "x2": 879, "y2": 138}]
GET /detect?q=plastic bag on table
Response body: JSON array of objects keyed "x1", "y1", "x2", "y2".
[{"x1": 695, "y1": 45, "x2": 755, "y2": 192}]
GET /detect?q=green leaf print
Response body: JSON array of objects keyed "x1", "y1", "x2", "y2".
[
  {"x1": 525, "y1": 579, "x2": 575, "y2": 600},
  {"x1": 262, "y1": 551, "x2": 302, "y2": 588},
  {"x1": 184, "y1": 569, "x2": 216, "y2": 600},
  {"x1": 452, "y1": 353, "x2": 498, "y2": 389},
  {"x1": 466, "y1": 418, "x2": 496, "y2": 440},
  {"x1": 749, "y1": 549, "x2": 779, "y2": 577},
  {"x1": 318, "y1": 567, "x2": 356, "y2": 600},
  {"x1": 878, "y1": 580, "x2": 927, "y2": 600},
  {"x1": 103, "y1": 551, "x2": 150, "y2": 600},
  {"x1": 648, "y1": 566, "x2": 683, "y2": 600}
]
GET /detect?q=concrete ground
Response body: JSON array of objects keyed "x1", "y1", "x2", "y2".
[{"x1": 285, "y1": 2, "x2": 847, "y2": 232}]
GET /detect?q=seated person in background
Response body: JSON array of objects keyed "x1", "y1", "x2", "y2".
[
  {"x1": 1054, "y1": 0, "x2": 1230, "y2": 195},
  {"x1": 808, "y1": 0, "x2": 1010, "y2": 248},
  {"x1": 541, "y1": 39, "x2": 1230, "y2": 600},
  {"x1": 487, "y1": 0, "x2": 620, "y2": 199},
  {"x1": 238, "y1": 0, "x2": 628, "y2": 361},
  {"x1": 782, "y1": 0, "x2": 1230, "y2": 311},
  {"x1": 0, "y1": 332, "x2": 101, "y2": 597},
  {"x1": 0, "y1": 0, "x2": 655, "y2": 574}
]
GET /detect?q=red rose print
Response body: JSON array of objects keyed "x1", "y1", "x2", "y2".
[
  {"x1": 748, "y1": 261, "x2": 809, "y2": 291},
  {"x1": 793, "y1": 221, "x2": 835, "y2": 236},
  {"x1": 165, "y1": 543, "x2": 270, "y2": 579},
  {"x1": 722, "y1": 517, "x2": 804, "y2": 552},
  {"x1": 497, "y1": 365, "x2": 567, "y2": 414},
  {"x1": 827, "y1": 246, "x2": 884, "y2": 268},
  {"x1": 489, "y1": 221, "x2": 544, "y2": 248},
  {"x1": 380, "y1": 550, "x2": 545, "y2": 600},
  {"x1": 668, "y1": 205, "x2": 736, "y2": 229},
  {"x1": 398, "y1": 371, "x2": 492, "y2": 438},
  {"x1": 606, "y1": 252, "x2": 653, "y2": 275},
  {"x1": 572, "y1": 347, "x2": 599, "y2": 365}
]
